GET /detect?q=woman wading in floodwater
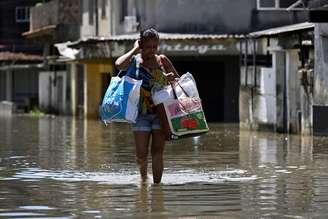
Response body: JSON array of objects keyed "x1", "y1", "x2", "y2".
[{"x1": 115, "y1": 28, "x2": 179, "y2": 184}]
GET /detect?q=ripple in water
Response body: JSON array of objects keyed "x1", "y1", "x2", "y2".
[{"x1": 12, "y1": 168, "x2": 257, "y2": 185}]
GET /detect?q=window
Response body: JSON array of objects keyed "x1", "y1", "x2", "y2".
[
  {"x1": 120, "y1": 0, "x2": 128, "y2": 21},
  {"x1": 257, "y1": 0, "x2": 303, "y2": 10},
  {"x1": 16, "y1": 7, "x2": 30, "y2": 23},
  {"x1": 101, "y1": 0, "x2": 107, "y2": 19},
  {"x1": 258, "y1": 0, "x2": 276, "y2": 8},
  {"x1": 88, "y1": 0, "x2": 94, "y2": 25}
]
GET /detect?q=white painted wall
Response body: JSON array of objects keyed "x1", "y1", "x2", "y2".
[
  {"x1": 98, "y1": 0, "x2": 111, "y2": 36},
  {"x1": 286, "y1": 49, "x2": 301, "y2": 132},
  {"x1": 314, "y1": 23, "x2": 328, "y2": 105},
  {"x1": 255, "y1": 67, "x2": 276, "y2": 124},
  {"x1": 39, "y1": 71, "x2": 67, "y2": 114},
  {"x1": 80, "y1": 0, "x2": 97, "y2": 37}
]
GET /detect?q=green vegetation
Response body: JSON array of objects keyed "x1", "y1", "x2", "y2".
[{"x1": 30, "y1": 107, "x2": 45, "y2": 117}]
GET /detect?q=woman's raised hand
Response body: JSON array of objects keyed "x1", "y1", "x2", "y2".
[{"x1": 133, "y1": 40, "x2": 141, "y2": 53}]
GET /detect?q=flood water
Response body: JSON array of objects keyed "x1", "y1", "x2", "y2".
[{"x1": 1, "y1": 115, "x2": 328, "y2": 218}]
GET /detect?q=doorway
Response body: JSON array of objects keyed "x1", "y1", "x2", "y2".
[{"x1": 172, "y1": 56, "x2": 240, "y2": 122}]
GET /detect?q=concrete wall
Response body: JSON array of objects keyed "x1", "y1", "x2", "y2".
[
  {"x1": 239, "y1": 86, "x2": 253, "y2": 129},
  {"x1": 136, "y1": 0, "x2": 308, "y2": 34},
  {"x1": 254, "y1": 67, "x2": 276, "y2": 127},
  {"x1": 314, "y1": 24, "x2": 328, "y2": 105},
  {"x1": 10, "y1": 69, "x2": 38, "y2": 112},
  {"x1": 69, "y1": 64, "x2": 77, "y2": 116},
  {"x1": 81, "y1": 0, "x2": 138, "y2": 36},
  {"x1": 0, "y1": 68, "x2": 40, "y2": 112},
  {"x1": 223, "y1": 56, "x2": 240, "y2": 122},
  {"x1": 92, "y1": 0, "x2": 309, "y2": 36},
  {"x1": 312, "y1": 23, "x2": 328, "y2": 135},
  {"x1": 107, "y1": 0, "x2": 121, "y2": 35},
  {"x1": 39, "y1": 71, "x2": 67, "y2": 114},
  {"x1": 301, "y1": 78, "x2": 313, "y2": 135},
  {"x1": 0, "y1": 72, "x2": 6, "y2": 100},
  {"x1": 81, "y1": 0, "x2": 97, "y2": 37},
  {"x1": 240, "y1": 34, "x2": 314, "y2": 134},
  {"x1": 85, "y1": 63, "x2": 113, "y2": 119},
  {"x1": 98, "y1": 0, "x2": 111, "y2": 36},
  {"x1": 286, "y1": 49, "x2": 301, "y2": 133},
  {"x1": 0, "y1": 0, "x2": 41, "y2": 53},
  {"x1": 109, "y1": 0, "x2": 138, "y2": 35},
  {"x1": 240, "y1": 49, "x2": 285, "y2": 132}
]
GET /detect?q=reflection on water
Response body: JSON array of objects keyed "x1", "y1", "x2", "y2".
[{"x1": 1, "y1": 116, "x2": 328, "y2": 218}]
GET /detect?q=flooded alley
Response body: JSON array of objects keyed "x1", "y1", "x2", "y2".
[{"x1": 1, "y1": 115, "x2": 328, "y2": 218}]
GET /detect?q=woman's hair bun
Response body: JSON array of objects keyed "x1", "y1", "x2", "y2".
[{"x1": 140, "y1": 28, "x2": 159, "y2": 43}]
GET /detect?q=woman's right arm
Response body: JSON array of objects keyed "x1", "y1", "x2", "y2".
[{"x1": 115, "y1": 40, "x2": 140, "y2": 70}]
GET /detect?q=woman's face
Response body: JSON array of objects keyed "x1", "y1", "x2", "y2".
[{"x1": 141, "y1": 38, "x2": 159, "y2": 59}]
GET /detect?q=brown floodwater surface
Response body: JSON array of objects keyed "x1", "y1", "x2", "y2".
[{"x1": 0, "y1": 115, "x2": 328, "y2": 218}]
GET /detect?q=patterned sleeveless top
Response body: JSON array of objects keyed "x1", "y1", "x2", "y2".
[{"x1": 126, "y1": 54, "x2": 168, "y2": 114}]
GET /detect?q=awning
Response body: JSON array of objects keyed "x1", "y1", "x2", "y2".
[
  {"x1": 22, "y1": 25, "x2": 56, "y2": 38},
  {"x1": 0, "y1": 52, "x2": 43, "y2": 61},
  {"x1": 63, "y1": 32, "x2": 246, "y2": 60},
  {"x1": 69, "y1": 32, "x2": 245, "y2": 47},
  {"x1": 0, "y1": 63, "x2": 44, "y2": 71},
  {"x1": 249, "y1": 22, "x2": 315, "y2": 38}
]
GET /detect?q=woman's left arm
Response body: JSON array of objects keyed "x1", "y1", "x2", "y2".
[{"x1": 159, "y1": 55, "x2": 180, "y2": 80}]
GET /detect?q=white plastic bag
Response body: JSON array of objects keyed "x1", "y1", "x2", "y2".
[
  {"x1": 175, "y1": 72, "x2": 199, "y2": 98},
  {"x1": 152, "y1": 72, "x2": 199, "y2": 105}
]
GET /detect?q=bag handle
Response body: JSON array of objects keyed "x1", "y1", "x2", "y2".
[
  {"x1": 170, "y1": 81, "x2": 190, "y2": 99},
  {"x1": 170, "y1": 81, "x2": 193, "y2": 113},
  {"x1": 116, "y1": 55, "x2": 140, "y2": 79},
  {"x1": 135, "y1": 54, "x2": 141, "y2": 79},
  {"x1": 117, "y1": 70, "x2": 126, "y2": 77},
  {"x1": 157, "y1": 55, "x2": 166, "y2": 73},
  {"x1": 157, "y1": 55, "x2": 187, "y2": 98}
]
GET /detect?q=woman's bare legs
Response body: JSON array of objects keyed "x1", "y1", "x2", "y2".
[
  {"x1": 134, "y1": 131, "x2": 151, "y2": 182},
  {"x1": 134, "y1": 130, "x2": 165, "y2": 184},
  {"x1": 151, "y1": 130, "x2": 165, "y2": 184}
]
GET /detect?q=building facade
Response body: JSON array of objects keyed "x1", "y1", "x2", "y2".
[
  {"x1": 23, "y1": 0, "x2": 82, "y2": 115},
  {"x1": 67, "y1": 0, "x2": 309, "y2": 122},
  {"x1": 240, "y1": 23, "x2": 315, "y2": 134},
  {"x1": 310, "y1": 0, "x2": 328, "y2": 135},
  {"x1": 239, "y1": 0, "x2": 328, "y2": 135},
  {"x1": 25, "y1": 0, "x2": 328, "y2": 135},
  {"x1": 0, "y1": 0, "x2": 43, "y2": 112}
]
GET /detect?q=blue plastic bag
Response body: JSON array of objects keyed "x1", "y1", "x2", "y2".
[{"x1": 99, "y1": 74, "x2": 142, "y2": 124}]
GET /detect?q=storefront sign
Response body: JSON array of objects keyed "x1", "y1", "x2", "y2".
[
  {"x1": 158, "y1": 40, "x2": 240, "y2": 56},
  {"x1": 159, "y1": 43, "x2": 227, "y2": 55},
  {"x1": 106, "y1": 39, "x2": 248, "y2": 57}
]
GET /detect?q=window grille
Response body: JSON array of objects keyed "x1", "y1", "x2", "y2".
[
  {"x1": 16, "y1": 7, "x2": 30, "y2": 23},
  {"x1": 257, "y1": 0, "x2": 303, "y2": 10}
]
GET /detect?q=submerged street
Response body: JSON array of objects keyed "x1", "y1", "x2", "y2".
[{"x1": 1, "y1": 115, "x2": 328, "y2": 218}]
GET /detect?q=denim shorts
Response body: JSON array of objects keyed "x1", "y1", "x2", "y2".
[{"x1": 132, "y1": 113, "x2": 161, "y2": 132}]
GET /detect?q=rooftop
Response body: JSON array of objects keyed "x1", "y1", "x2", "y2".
[
  {"x1": 0, "y1": 52, "x2": 43, "y2": 61},
  {"x1": 249, "y1": 22, "x2": 315, "y2": 38},
  {"x1": 69, "y1": 32, "x2": 245, "y2": 47}
]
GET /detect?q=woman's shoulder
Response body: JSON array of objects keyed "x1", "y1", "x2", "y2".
[
  {"x1": 157, "y1": 54, "x2": 169, "y2": 63},
  {"x1": 157, "y1": 54, "x2": 168, "y2": 60},
  {"x1": 157, "y1": 54, "x2": 173, "y2": 68}
]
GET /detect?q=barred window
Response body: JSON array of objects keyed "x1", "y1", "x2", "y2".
[
  {"x1": 257, "y1": 0, "x2": 303, "y2": 10},
  {"x1": 101, "y1": 0, "x2": 107, "y2": 19},
  {"x1": 16, "y1": 7, "x2": 30, "y2": 23}
]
